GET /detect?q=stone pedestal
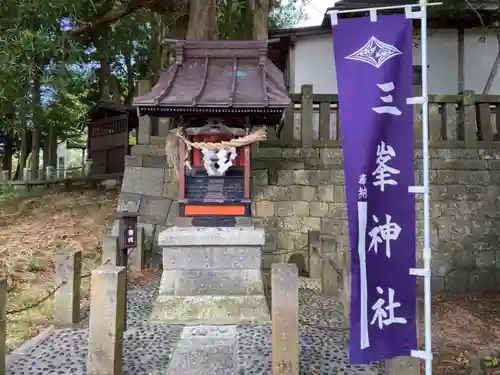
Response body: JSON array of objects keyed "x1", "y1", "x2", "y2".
[{"x1": 150, "y1": 226, "x2": 270, "y2": 324}]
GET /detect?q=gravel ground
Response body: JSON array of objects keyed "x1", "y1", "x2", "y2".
[{"x1": 5, "y1": 276, "x2": 386, "y2": 375}]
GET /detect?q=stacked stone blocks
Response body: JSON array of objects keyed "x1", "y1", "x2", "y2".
[
  {"x1": 252, "y1": 147, "x2": 500, "y2": 293},
  {"x1": 151, "y1": 227, "x2": 270, "y2": 324},
  {"x1": 114, "y1": 145, "x2": 176, "y2": 240},
  {"x1": 115, "y1": 143, "x2": 500, "y2": 293}
]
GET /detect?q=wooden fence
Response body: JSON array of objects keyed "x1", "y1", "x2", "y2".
[
  {"x1": 307, "y1": 231, "x2": 350, "y2": 323},
  {"x1": 266, "y1": 84, "x2": 500, "y2": 149},
  {"x1": 0, "y1": 165, "x2": 122, "y2": 191}
]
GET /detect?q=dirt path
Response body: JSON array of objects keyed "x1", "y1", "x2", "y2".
[
  {"x1": 0, "y1": 187, "x2": 118, "y2": 350},
  {"x1": 426, "y1": 293, "x2": 500, "y2": 375}
]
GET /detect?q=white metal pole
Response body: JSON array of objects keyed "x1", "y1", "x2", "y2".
[
  {"x1": 329, "y1": 4, "x2": 438, "y2": 372},
  {"x1": 419, "y1": 1, "x2": 433, "y2": 374}
]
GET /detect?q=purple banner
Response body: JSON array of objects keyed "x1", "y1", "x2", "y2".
[{"x1": 332, "y1": 14, "x2": 417, "y2": 363}]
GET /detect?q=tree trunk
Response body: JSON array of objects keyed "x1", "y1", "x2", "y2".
[
  {"x1": 483, "y1": 34, "x2": 500, "y2": 94},
  {"x1": 249, "y1": 0, "x2": 269, "y2": 40},
  {"x1": 124, "y1": 46, "x2": 135, "y2": 105},
  {"x1": 186, "y1": 0, "x2": 218, "y2": 41},
  {"x1": 47, "y1": 126, "x2": 58, "y2": 167},
  {"x1": 42, "y1": 124, "x2": 57, "y2": 169},
  {"x1": 18, "y1": 121, "x2": 30, "y2": 180},
  {"x1": 43, "y1": 135, "x2": 49, "y2": 171},
  {"x1": 1, "y1": 133, "x2": 14, "y2": 177},
  {"x1": 30, "y1": 72, "x2": 42, "y2": 180},
  {"x1": 149, "y1": 13, "x2": 169, "y2": 84},
  {"x1": 98, "y1": 28, "x2": 113, "y2": 101},
  {"x1": 171, "y1": 10, "x2": 189, "y2": 40}
]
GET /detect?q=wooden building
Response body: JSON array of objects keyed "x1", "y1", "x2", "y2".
[
  {"x1": 133, "y1": 40, "x2": 291, "y2": 226},
  {"x1": 87, "y1": 102, "x2": 138, "y2": 176}
]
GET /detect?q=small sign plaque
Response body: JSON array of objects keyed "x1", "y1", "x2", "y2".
[{"x1": 116, "y1": 211, "x2": 140, "y2": 250}]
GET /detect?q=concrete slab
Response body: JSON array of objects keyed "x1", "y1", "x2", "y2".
[
  {"x1": 150, "y1": 295, "x2": 270, "y2": 325},
  {"x1": 157, "y1": 227, "x2": 265, "y2": 247}
]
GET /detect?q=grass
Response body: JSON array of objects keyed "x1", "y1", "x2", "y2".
[
  {"x1": 429, "y1": 293, "x2": 500, "y2": 375},
  {"x1": 0, "y1": 187, "x2": 118, "y2": 351}
]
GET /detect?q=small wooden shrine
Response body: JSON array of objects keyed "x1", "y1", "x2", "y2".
[
  {"x1": 133, "y1": 40, "x2": 291, "y2": 226},
  {"x1": 87, "y1": 102, "x2": 138, "y2": 176}
]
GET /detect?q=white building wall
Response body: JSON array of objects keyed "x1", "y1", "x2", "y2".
[
  {"x1": 464, "y1": 30, "x2": 500, "y2": 94},
  {"x1": 292, "y1": 28, "x2": 500, "y2": 95}
]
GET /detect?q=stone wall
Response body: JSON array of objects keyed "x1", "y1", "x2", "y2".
[
  {"x1": 110, "y1": 145, "x2": 177, "y2": 259},
  {"x1": 251, "y1": 147, "x2": 500, "y2": 293},
  {"x1": 114, "y1": 144, "x2": 500, "y2": 293}
]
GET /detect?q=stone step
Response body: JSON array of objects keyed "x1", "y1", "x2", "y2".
[
  {"x1": 160, "y1": 269, "x2": 265, "y2": 296},
  {"x1": 162, "y1": 246, "x2": 262, "y2": 270},
  {"x1": 130, "y1": 144, "x2": 165, "y2": 156},
  {"x1": 150, "y1": 295, "x2": 270, "y2": 325},
  {"x1": 165, "y1": 326, "x2": 238, "y2": 375}
]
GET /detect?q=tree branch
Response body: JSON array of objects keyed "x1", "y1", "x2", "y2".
[{"x1": 71, "y1": 0, "x2": 176, "y2": 34}]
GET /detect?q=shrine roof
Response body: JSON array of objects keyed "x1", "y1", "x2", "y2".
[{"x1": 133, "y1": 40, "x2": 291, "y2": 116}]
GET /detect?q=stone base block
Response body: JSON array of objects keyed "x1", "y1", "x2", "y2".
[
  {"x1": 159, "y1": 269, "x2": 265, "y2": 295},
  {"x1": 162, "y1": 246, "x2": 262, "y2": 270},
  {"x1": 150, "y1": 295, "x2": 270, "y2": 325},
  {"x1": 152, "y1": 226, "x2": 270, "y2": 324},
  {"x1": 157, "y1": 226, "x2": 265, "y2": 247}
]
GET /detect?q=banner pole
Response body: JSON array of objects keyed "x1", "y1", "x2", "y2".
[{"x1": 419, "y1": 1, "x2": 433, "y2": 374}]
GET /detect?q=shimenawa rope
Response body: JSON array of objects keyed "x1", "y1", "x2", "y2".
[
  {"x1": 174, "y1": 127, "x2": 267, "y2": 149},
  {"x1": 164, "y1": 127, "x2": 267, "y2": 176}
]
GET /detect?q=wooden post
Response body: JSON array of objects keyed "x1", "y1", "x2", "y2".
[
  {"x1": 282, "y1": 107, "x2": 295, "y2": 143},
  {"x1": 272, "y1": 263, "x2": 299, "y2": 375},
  {"x1": 137, "y1": 80, "x2": 152, "y2": 145},
  {"x1": 84, "y1": 160, "x2": 93, "y2": 176},
  {"x1": 87, "y1": 265, "x2": 126, "y2": 375},
  {"x1": 478, "y1": 102, "x2": 494, "y2": 144},
  {"x1": 102, "y1": 235, "x2": 121, "y2": 266},
  {"x1": 129, "y1": 226, "x2": 144, "y2": 272},
  {"x1": 45, "y1": 166, "x2": 55, "y2": 180},
  {"x1": 460, "y1": 90, "x2": 477, "y2": 148},
  {"x1": 321, "y1": 235, "x2": 341, "y2": 297},
  {"x1": 54, "y1": 249, "x2": 82, "y2": 327},
  {"x1": 318, "y1": 101, "x2": 331, "y2": 141},
  {"x1": 342, "y1": 248, "x2": 351, "y2": 330},
  {"x1": 335, "y1": 103, "x2": 342, "y2": 141},
  {"x1": 443, "y1": 102, "x2": 458, "y2": 141},
  {"x1": 307, "y1": 230, "x2": 321, "y2": 278},
  {"x1": 428, "y1": 103, "x2": 441, "y2": 146},
  {"x1": 243, "y1": 145, "x2": 251, "y2": 199},
  {"x1": 300, "y1": 84, "x2": 313, "y2": 148},
  {"x1": 22, "y1": 168, "x2": 30, "y2": 181},
  {"x1": 0, "y1": 279, "x2": 6, "y2": 375}
]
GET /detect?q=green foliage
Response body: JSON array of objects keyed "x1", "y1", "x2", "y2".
[
  {"x1": 0, "y1": 0, "x2": 305, "y2": 153},
  {"x1": 431, "y1": 0, "x2": 498, "y2": 31},
  {"x1": 143, "y1": 235, "x2": 155, "y2": 252},
  {"x1": 217, "y1": 0, "x2": 306, "y2": 39},
  {"x1": 484, "y1": 355, "x2": 500, "y2": 368},
  {"x1": 270, "y1": 0, "x2": 307, "y2": 29}
]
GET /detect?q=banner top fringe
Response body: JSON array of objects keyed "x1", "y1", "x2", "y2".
[{"x1": 329, "y1": 2, "x2": 442, "y2": 25}]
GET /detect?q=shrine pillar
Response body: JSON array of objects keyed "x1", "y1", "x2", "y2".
[{"x1": 136, "y1": 80, "x2": 152, "y2": 145}]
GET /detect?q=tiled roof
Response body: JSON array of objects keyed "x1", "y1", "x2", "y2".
[{"x1": 133, "y1": 40, "x2": 291, "y2": 114}]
